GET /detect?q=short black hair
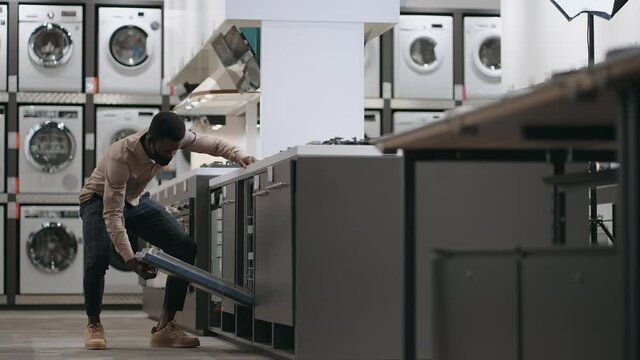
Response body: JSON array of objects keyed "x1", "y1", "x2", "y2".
[{"x1": 149, "y1": 111, "x2": 186, "y2": 142}]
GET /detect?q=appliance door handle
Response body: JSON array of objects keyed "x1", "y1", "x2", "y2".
[
  {"x1": 265, "y1": 182, "x2": 289, "y2": 190},
  {"x1": 252, "y1": 190, "x2": 269, "y2": 197},
  {"x1": 220, "y1": 200, "x2": 235, "y2": 205}
]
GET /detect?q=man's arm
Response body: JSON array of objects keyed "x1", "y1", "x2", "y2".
[
  {"x1": 179, "y1": 130, "x2": 256, "y2": 166},
  {"x1": 102, "y1": 156, "x2": 135, "y2": 262}
]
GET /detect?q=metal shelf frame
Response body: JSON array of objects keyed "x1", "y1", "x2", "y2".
[{"x1": 2, "y1": 0, "x2": 168, "y2": 307}]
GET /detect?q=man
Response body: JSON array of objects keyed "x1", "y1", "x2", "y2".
[{"x1": 79, "y1": 111, "x2": 256, "y2": 350}]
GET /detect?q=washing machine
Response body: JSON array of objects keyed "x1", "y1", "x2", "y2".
[
  {"x1": 20, "y1": 205, "x2": 83, "y2": 294},
  {"x1": 19, "y1": 105, "x2": 83, "y2": 193},
  {"x1": 0, "y1": 5, "x2": 8, "y2": 92},
  {"x1": 96, "y1": 107, "x2": 157, "y2": 161},
  {"x1": 394, "y1": 15, "x2": 453, "y2": 99},
  {"x1": 464, "y1": 16, "x2": 503, "y2": 99},
  {"x1": 98, "y1": 7, "x2": 162, "y2": 94},
  {"x1": 393, "y1": 111, "x2": 444, "y2": 133},
  {"x1": 365, "y1": 38, "x2": 380, "y2": 98},
  {"x1": 364, "y1": 110, "x2": 381, "y2": 139},
  {"x1": 18, "y1": 5, "x2": 83, "y2": 92},
  {"x1": 96, "y1": 106, "x2": 159, "y2": 191}
]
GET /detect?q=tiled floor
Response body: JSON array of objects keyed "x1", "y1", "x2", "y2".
[{"x1": 0, "y1": 310, "x2": 275, "y2": 360}]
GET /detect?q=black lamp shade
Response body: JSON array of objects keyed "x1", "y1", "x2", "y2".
[{"x1": 550, "y1": 0, "x2": 629, "y2": 20}]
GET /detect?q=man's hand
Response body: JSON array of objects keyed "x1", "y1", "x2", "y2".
[
  {"x1": 238, "y1": 156, "x2": 257, "y2": 168},
  {"x1": 126, "y1": 258, "x2": 158, "y2": 280}
]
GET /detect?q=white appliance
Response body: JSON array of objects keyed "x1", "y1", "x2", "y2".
[
  {"x1": 19, "y1": 105, "x2": 83, "y2": 193},
  {"x1": 98, "y1": 7, "x2": 162, "y2": 94},
  {"x1": 393, "y1": 111, "x2": 444, "y2": 133},
  {"x1": 464, "y1": 16, "x2": 503, "y2": 99},
  {"x1": 0, "y1": 207, "x2": 4, "y2": 294},
  {"x1": 96, "y1": 106, "x2": 159, "y2": 191},
  {"x1": 20, "y1": 206, "x2": 83, "y2": 294},
  {"x1": 0, "y1": 5, "x2": 8, "y2": 92},
  {"x1": 96, "y1": 107, "x2": 157, "y2": 160},
  {"x1": 364, "y1": 110, "x2": 381, "y2": 139},
  {"x1": 394, "y1": 15, "x2": 453, "y2": 99},
  {"x1": 18, "y1": 5, "x2": 83, "y2": 92},
  {"x1": 365, "y1": 38, "x2": 380, "y2": 98}
]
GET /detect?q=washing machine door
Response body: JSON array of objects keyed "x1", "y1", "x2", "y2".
[
  {"x1": 27, "y1": 222, "x2": 78, "y2": 273},
  {"x1": 109, "y1": 25, "x2": 150, "y2": 68},
  {"x1": 473, "y1": 30, "x2": 501, "y2": 79},
  {"x1": 405, "y1": 35, "x2": 443, "y2": 74},
  {"x1": 28, "y1": 23, "x2": 74, "y2": 67},
  {"x1": 111, "y1": 127, "x2": 138, "y2": 144},
  {"x1": 26, "y1": 121, "x2": 76, "y2": 173}
]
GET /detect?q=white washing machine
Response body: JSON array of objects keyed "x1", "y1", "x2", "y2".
[
  {"x1": 19, "y1": 105, "x2": 83, "y2": 193},
  {"x1": 365, "y1": 38, "x2": 380, "y2": 98},
  {"x1": 364, "y1": 110, "x2": 381, "y2": 139},
  {"x1": 98, "y1": 7, "x2": 162, "y2": 94},
  {"x1": 96, "y1": 107, "x2": 157, "y2": 161},
  {"x1": 0, "y1": 207, "x2": 4, "y2": 294},
  {"x1": 464, "y1": 16, "x2": 503, "y2": 99},
  {"x1": 20, "y1": 205, "x2": 83, "y2": 294},
  {"x1": 393, "y1": 111, "x2": 444, "y2": 133},
  {"x1": 96, "y1": 106, "x2": 159, "y2": 191},
  {"x1": 18, "y1": 5, "x2": 83, "y2": 92},
  {"x1": 0, "y1": 5, "x2": 8, "y2": 92},
  {"x1": 394, "y1": 15, "x2": 453, "y2": 99}
]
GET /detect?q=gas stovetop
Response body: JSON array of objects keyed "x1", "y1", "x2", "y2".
[
  {"x1": 309, "y1": 137, "x2": 371, "y2": 145},
  {"x1": 200, "y1": 161, "x2": 240, "y2": 168}
]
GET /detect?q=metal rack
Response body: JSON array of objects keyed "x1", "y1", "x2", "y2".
[{"x1": 1, "y1": 0, "x2": 167, "y2": 307}]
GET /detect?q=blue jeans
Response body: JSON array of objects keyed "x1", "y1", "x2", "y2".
[{"x1": 80, "y1": 192, "x2": 197, "y2": 316}]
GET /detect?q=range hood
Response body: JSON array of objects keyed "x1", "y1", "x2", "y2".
[{"x1": 173, "y1": 26, "x2": 260, "y2": 116}]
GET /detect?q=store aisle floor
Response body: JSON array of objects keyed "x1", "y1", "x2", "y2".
[{"x1": 0, "y1": 310, "x2": 275, "y2": 360}]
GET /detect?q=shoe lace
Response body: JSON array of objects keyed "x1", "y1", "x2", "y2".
[{"x1": 87, "y1": 323, "x2": 102, "y2": 333}]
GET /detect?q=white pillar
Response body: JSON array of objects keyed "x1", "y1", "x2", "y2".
[
  {"x1": 245, "y1": 98, "x2": 259, "y2": 157},
  {"x1": 259, "y1": 21, "x2": 364, "y2": 157}
]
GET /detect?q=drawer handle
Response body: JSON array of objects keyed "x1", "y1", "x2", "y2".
[
  {"x1": 252, "y1": 190, "x2": 269, "y2": 197},
  {"x1": 265, "y1": 182, "x2": 289, "y2": 190},
  {"x1": 220, "y1": 200, "x2": 235, "y2": 205}
]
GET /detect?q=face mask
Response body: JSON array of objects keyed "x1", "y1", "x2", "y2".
[{"x1": 149, "y1": 140, "x2": 173, "y2": 166}]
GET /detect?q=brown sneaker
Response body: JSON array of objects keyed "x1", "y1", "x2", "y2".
[
  {"x1": 150, "y1": 320, "x2": 200, "y2": 348},
  {"x1": 84, "y1": 323, "x2": 107, "y2": 350}
]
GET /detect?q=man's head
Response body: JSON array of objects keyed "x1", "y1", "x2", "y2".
[{"x1": 146, "y1": 111, "x2": 186, "y2": 166}]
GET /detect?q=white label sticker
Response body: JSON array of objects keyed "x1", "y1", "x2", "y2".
[{"x1": 253, "y1": 175, "x2": 260, "y2": 190}]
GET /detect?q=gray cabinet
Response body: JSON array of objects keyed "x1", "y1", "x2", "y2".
[
  {"x1": 432, "y1": 253, "x2": 519, "y2": 360},
  {"x1": 221, "y1": 183, "x2": 237, "y2": 315},
  {"x1": 521, "y1": 250, "x2": 622, "y2": 360},
  {"x1": 254, "y1": 163, "x2": 294, "y2": 325}
]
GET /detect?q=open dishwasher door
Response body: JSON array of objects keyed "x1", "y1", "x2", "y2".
[{"x1": 135, "y1": 248, "x2": 255, "y2": 307}]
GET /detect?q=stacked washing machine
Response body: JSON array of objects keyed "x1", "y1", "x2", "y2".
[
  {"x1": 394, "y1": 15, "x2": 454, "y2": 100},
  {"x1": 98, "y1": 7, "x2": 162, "y2": 94},
  {"x1": 464, "y1": 16, "x2": 503, "y2": 99},
  {"x1": 19, "y1": 5, "x2": 83, "y2": 92}
]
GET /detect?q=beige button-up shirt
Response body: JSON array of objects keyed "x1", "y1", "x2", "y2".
[{"x1": 79, "y1": 128, "x2": 247, "y2": 262}]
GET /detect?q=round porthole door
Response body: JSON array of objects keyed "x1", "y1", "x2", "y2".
[
  {"x1": 25, "y1": 121, "x2": 76, "y2": 173},
  {"x1": 111, "y1": 128, "x2": 138, "y2": 144},
  {"x1": 27, "y1": 222, "x2": 78, "y2": 273},
  {"x1": 473, "y1": 30, "x2": 501, "y2": 79},
  {"x1": 109, "y1": 25, "x2": 150, "y2": 68},
  {"x1": 405, "y1": 35, "x2": 443, "y2": 74},
  {"x1": 28, "y1": 23, "x2": 74, "y2": 67}
]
